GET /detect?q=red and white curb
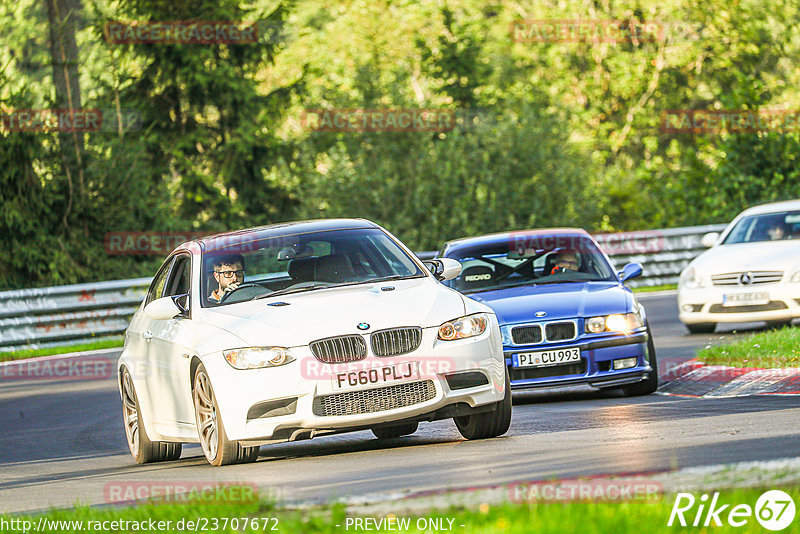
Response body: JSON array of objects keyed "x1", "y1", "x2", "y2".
[{"x1": 658, "y1": 360, "x2": 800, "y2": 398}]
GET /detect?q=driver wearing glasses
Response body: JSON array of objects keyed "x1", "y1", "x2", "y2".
[{"x1": 209, "y1": 254, "x2": 245, "y2": 302}]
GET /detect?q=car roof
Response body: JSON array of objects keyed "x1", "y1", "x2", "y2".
[
  {"x1": 737, "y1": 199, "x2": 800, "y2": 217},
  {"x1": 185, "y1": 218, "x2": 380, "y2": 254},
  {"x1": 442, "y1": 227, "x2": 593, "y2": 254}
]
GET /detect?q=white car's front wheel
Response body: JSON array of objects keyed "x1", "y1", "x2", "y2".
[
  {"x1": 454, "y1": 370, "x2": 512, "y2": 440},
  {"x1": 121, "y1": 367, "x2": 182, "y2": 464},
  {"x1": 193, "y1": 364, "x2": 259, "y2": 466}
]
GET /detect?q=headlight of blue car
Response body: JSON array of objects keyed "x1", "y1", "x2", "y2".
[{"x1": 585, "y1": 311, "x2": 643, "y2": 335}]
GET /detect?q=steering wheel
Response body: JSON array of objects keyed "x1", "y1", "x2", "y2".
[{"x1": 218, "y1": 283, "x2": 262, "y2": 303}]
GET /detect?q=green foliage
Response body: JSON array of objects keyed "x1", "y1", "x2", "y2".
[
  {"x1": 698, "y1": 325, "x2": 800, "y2": 368},
  {"x1": 2, "y1": 0, "x2": 800, "y2": 288}
]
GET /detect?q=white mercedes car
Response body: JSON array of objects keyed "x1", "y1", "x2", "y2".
[
  {"x1": 118, "y1": 219, "x2": 510, "y2": 466},
  {"x1": 678, "y1": 199, "x2": 800, "y2": 333}
]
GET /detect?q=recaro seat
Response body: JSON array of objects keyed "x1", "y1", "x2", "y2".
[{"x1": 459, "y1": 265, "x2": 494, "y2": 291}]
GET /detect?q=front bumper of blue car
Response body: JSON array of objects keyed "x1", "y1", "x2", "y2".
[{"x1": 504, "y1": 329, "x2": 651, "y2": 390}]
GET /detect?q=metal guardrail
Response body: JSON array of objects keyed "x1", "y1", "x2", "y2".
[
  {"x1": 594, "y1": 224, "x2": 727, "y2": 287},
  {"x1": 0, "y1": 278, "x2": 150, "y2": 352},
  {"x1": 0, "y1": 224, "x2": 727, "y2": 352}
]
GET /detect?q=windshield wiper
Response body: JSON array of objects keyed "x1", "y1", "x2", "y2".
[
  {"x1": 463, "y1": 280, "x2": 537, "y2": 293},
  {"x1": 365, "y1": 274, "x2": 422, "y2": 283},
  {"x1": 254, "y1": 283, "x2": 332, "y2": 299}
]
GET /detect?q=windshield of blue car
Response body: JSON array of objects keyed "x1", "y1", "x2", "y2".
[
  {"x1": 201, "y1": 228, "x2": 424, "y2": 306},
  {"x1": 442, "y1": 238, "x2": 616, "y2": 294},
  {"x1": 722, "y1": 211, "x2": 800, "y2": 244}
]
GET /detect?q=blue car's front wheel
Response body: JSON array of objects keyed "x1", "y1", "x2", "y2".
[{"x1": 621, "y1": 325, "x2": 658, "y2": 396}]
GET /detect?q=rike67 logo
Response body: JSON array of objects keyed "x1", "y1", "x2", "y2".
[{"x1": 668, "y1": 490, "x2": 796, "y2": 531}]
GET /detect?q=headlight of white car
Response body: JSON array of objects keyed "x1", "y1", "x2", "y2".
[
  {"x1": 223, "y1": 347, "x2": 295, "y2": 370},
  {"x1": 585, "y1": 311, "x2": 644, "y2": 335},
  {"x1": 438, "y1": 313, "x2": 489, "y2": 341},
  {"x1": 679, "y1": 266, "x2": 706, "y2": 288},
  {"x1": 790, "y1": 270, "x2": 800, "y2": 283}
]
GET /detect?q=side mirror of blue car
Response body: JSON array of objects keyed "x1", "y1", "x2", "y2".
[{"x1": 618, "y1": 262, "x2": 643, "y2": 282}]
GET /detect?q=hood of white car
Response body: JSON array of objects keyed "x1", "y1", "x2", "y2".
[
  {"x1": 690, "y1": 241, "x2": 800, "y2": 276},
  {"x1": 197, "y1": 278, "x2": 468, "y2": 347}
]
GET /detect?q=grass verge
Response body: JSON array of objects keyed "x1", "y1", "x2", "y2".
[
  {"x1": 697, "y1": 326, "x2": 800, "y2": 368},
  {"x1": 631, "y1": 283, "x2": 677, "y2": 293},
  {"x1": 0, "y1": 337, "x2": 123, "y2": 363},
  {"x1": 2, "y1": 486, "x2": 797, "y2": 533}
]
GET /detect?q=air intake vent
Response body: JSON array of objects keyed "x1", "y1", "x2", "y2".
[{"x1": 312, "y1": 380, "x2": 436, "y2": 416}]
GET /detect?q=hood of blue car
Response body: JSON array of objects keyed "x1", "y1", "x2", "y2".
[{"x1": 467, "y1": 282, "x2": 632, "y2": 325}]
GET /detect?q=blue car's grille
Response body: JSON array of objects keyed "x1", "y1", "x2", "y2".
[
  {"x1": 545, "y1": 322, "x2": 576, "y2": 342},
  {"x1": 511, "y1": 325, "x2": 543, "y2": 344}
]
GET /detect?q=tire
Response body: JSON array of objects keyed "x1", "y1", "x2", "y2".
[
  {"x1": 622, "y1": 326, "x2": 659, "y2": 397},
  {"x1": 686, "y1": 322, "x2": 715, "y2": 334},
  {"x1": 371, "y1": 422, "x2": 419, "y2": 440},
  {"x1": 192, "y1": 364, "x2": 259, "y2": 466},
  {"x1": 454, "y1": 370, "x2": 512, "y2": 440},
  {"x1": 121, "y1": 367, "x2": 182, "y2": 464}
]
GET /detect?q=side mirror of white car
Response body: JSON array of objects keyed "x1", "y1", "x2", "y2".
[
  {"x1": 701, "y1": 232, "x2": 719, "y2": 248},
  {"x1": 144, "y1": 295, "x2": 185, "y2": 320},
  {"x1": 423, "y1": 258, "x2": 462, "y2": 281}
]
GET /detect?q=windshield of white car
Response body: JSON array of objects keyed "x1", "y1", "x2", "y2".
[
  {"x1": 201, "y1": 228, "x2": 424, "y2": 306},
  {"x1": 722, "y1": 211, "x2": 800, "y2": 244},
  {"x1": 442, "y1": 237, "x2": 616, "y2": 294}
]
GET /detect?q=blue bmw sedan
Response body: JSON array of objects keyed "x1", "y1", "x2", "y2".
[{"x1": 438, "y1": 228, "x2": 657, "y2": 396}]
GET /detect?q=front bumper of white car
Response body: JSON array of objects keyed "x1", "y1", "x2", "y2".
[
  {"x1": 678, "y1": 283, "x2": 800, "y2": 324},
  {"x1": 202, "y1": 320, "x2": 506, "y2": 444}
]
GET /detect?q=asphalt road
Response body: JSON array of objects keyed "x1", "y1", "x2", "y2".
[{"x1": 2, "y1": 292, "x2": 799, "y2": 514}]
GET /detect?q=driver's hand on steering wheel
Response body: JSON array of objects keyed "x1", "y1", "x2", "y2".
[{"x1": 223, "y1": 281, "x2": 241, "y2": 294}]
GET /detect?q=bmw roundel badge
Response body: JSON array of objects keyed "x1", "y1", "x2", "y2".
[
  {"x1": 535, "y1": 311, "x2": 547, "y2": 318},
  {"x1": 357, "y1": 322, "x2": 370, "y2": 330}
]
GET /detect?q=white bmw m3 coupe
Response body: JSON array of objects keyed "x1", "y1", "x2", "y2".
[
  {"x1": 679, "y1": 199, "x2": 800, "y2": 333},
  {"x1": 118, "y1": 219, "x2": 510, "y2": 466}
]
